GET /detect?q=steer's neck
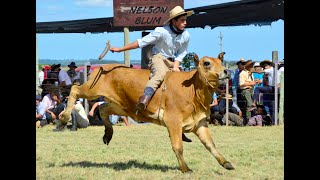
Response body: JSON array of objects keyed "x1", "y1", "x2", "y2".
[{"x1": 194, "y1": 71, "x2": 215, "y2": 112}]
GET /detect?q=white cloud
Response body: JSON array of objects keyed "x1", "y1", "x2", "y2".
[{"x1": 74, "y1": 0, "x2": 112, "y2": 7}]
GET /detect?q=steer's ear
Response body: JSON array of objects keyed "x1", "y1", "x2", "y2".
[
  {"x1": 218, "y1": 52, "x2": 225, "y2": 62},
  {"x1": 193, "y1": 53, "x2": 199, "y2": 67}
]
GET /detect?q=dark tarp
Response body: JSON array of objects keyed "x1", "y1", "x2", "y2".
[{"x1": 36, "y1": 0, "x2": 284, "y2": 33}]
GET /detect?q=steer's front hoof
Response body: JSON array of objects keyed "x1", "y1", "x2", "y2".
[{"x1": 223, "y1": 162, "x2": 235, "y2": 170}]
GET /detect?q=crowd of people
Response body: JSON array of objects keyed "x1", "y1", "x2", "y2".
[
  {"x1": 208, "y1": 58, "x2": 284, "y2": 126},
  {"x1": 36, "y1": 62, "x2": 131, "y2": 131}
]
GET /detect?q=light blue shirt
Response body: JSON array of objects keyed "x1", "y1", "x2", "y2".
[
  {"x1": 137, "y1": 25, "x2": 190, "y2": 62},
  {"x1": 36, "y1": 102, "x2": 47, "y2": 120},
  {"x1": 212, "y1": 92, "x2": 217, "y2": 100},
  {"x1": 233, "y1": 68, "x2": 240, "y2": 88},
  {"x1": 97, "y1": 101, "x2": 122, "y2": 125}
]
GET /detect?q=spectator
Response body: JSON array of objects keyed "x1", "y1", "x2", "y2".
[
  {"x1": 216, "y1": 74, "x2": 232, "y2": 97},
  {"x1": 253, "y1": 60, "x2": 275, "y2": 124},
  {"x1": 239, "y1": 60, "x2": 258, "y2": 121},
  {"x1": 41, "y1": 87, "x2": 65, "y2": 124},
  {"x1": 277, "y1": 60, "x2": 284, "y2": 89},
  {"x1": 67, "y1": 62, "x2": 80, "y2": 84},
  {"x1": 233, "y1": 58, "x2": 246, "y2": 113},
  {"x1": 252, "y1": 62, "x2": 265, "y2": 104},
  {"x1": 218, "y1": 94, "x2": 242, "y2": 116},
  {"x1": 109, "y1": 114, "x2": 130, "y2": 126},
  {"x1": 54, "y1": 98, "x2": 89, "y2": 132},
  {"x1": 40, "y1": 79, "x2": 56, "y2": 98},
  {"x1": 248, "y1": 105, "x2": 272, "y2": 126},
  {"x1": 51, "y1": 64, "x2": 72, "y2": 97},
  {"x1": 36, "y1": 95, "x2": 48, "y2": 128},
  {"x1": 222, "y1": 113, "x2": 243, "y2": 126},
  {"x1": 208, "y1": 92, "x2": 219, "y2": 125},
  {"x1": 87, "y1": 97, "x2": 104, "y2": 126},
  {"x1": 233, "y1": 58, "x2": 245, "y2": 90},
  {"x1": 42, "y1": 65, "x2": 51, "y2": 80},
  {"x1": 89, "y1": 100, "x2": 129, "y2": 126},
  {"x1": 216, "y1": 94, "x2": 243, "y2": 126},
  {"x1": 252, "y1": 62, "x2": 264, "y2": 90},
  {"x1": 38, "y1": 67, "x2": 44, "y2": 85},
  {"x1": 79, "y1": 62, "x2": 93, "y2": 84}
]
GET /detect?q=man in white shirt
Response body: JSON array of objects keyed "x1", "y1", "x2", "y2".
[
  {"x1": 70, "y1": 98, "x2": 89, "y2": 130},
  {"x1": 253, "y1": 60, "x2": 275, "y2": 124},
  {"x1": 51, "y1": 64, "x2": 72, "y2": 97},
  {"x1": 54, "y1": 98, "x2": 89, "y2": 132},
  {"x1": 110, "y1": 6, "x2": 193, "y2": 112},
  {"x1": 66, "y1": 62, "x2": 80, "y2": 84}
]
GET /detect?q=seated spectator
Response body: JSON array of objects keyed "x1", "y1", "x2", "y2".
[
  {"x1": 216, "y1": 94, "x2": 243, "y2": 126},
  {"x1": 36, "y1": 95, "x2": 48, "y2": 128},
  {"x1": 221, "y1": 113, "x2": 243, "y2": 126},
  {"x1": 41, "y1": 87, "x2": 65, "y2": 124},
  {"x1": 89, "y1": 100, "x2": 129, "y2": 126},
  {"x1": 54, "y1": 98, "x2": 89, "y2": 132},
  {"x1": 40, "y1": 78, "x2": 56, "y2": 98},
  {"x1": 248, "y1": 105, "x2": 272, "y2": 126},
  {"x1": 88, "y1": 99, "x2": 107, "y2": 126},
  {"x1": 109, "y1": 114, "x2": 130, "y2": 126},
  {"x1": 208, "y1": 92, "x2": 219, "y2": 125}
]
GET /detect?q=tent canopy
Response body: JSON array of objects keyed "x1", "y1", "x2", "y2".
[{"x1": 36, "y1": 0, "x2": 284, "y2": 34}]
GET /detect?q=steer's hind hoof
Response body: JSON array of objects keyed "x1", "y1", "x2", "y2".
[
  {"x1": 181, "y1": 168, "x2": 193, "y2": 173},
  {"x1": 103, "y1": 135, "x2": 111, "y2": 145},
  {"x1": 223, "y1": 162, "x2": 235, "y2": 170}
]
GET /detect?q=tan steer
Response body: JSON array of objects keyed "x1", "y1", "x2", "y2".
[{"x1": 59, "y1": 52, "x2": 234, "y2": 173}]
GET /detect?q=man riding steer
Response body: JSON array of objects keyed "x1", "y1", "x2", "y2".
[
  {"x1": 58, "y1": 51, "x2": 234, "y2": 173},
  {"x1": 110, "y1": 5, "x2": 193, "y2": 142}
]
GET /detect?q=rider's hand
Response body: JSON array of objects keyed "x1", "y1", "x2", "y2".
[
  {"x1": 110, "y1": 47, "x2": 122, "y2": 53},
  {"x1": 172, "y1": 66, "x2": 181, "y2": 72}
]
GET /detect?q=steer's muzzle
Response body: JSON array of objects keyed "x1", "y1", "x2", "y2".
[{"x1": 218, "y1": 69, "x2": 231, "y2": 85}]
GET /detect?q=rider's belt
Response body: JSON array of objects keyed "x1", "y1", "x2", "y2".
[{"x1": 167, "y1": 57, "x2": 175, "y2": 62}]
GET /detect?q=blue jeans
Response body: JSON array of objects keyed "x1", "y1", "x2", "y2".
[{"x1": 253, "y1": 86, "x2": 274, "y2": 103}]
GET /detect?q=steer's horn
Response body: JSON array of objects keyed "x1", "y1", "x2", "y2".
[
  {"x1": 193, "y1": 53, "x2": 199, "y2": 67},
  {"x1": 218, "y1": 52, "x2": 225, "y2": 62},
  {"x1": 98, "y1": 40, "x2": 111, "y2": 60}
]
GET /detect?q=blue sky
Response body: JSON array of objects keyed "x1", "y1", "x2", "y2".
[{"x1": 36, "y1": 0, "x2": 284, "y2": 62}]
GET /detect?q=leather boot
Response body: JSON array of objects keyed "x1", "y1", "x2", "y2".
[
  {"x1": 136, "y1": 95, "x2": 152, "y2": 111},
  {"x1": 70, "y1": 112, "x2": 78, "y2": 131},
  {"x1": 182, "y1": 133, "x2": 192, "y2": 142}
]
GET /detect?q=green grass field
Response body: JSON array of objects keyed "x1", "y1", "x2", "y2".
[{"x1": 36, "y1": 123, "x2": 284, "y2": 179}]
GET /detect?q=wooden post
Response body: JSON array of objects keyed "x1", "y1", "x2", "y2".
[
  {"x1": 124, "y1": 27, "x2": 130, "y2": 66},
  {"x1": 279, "y1": 72, "x2": 284, "y2": 124},
  {"x1": 225, "y1": 63, "x2": 229, "y2": 126},
  {"x1": 272, "y1": 51, "x2": 278, "y2": 125},
  {"x1": 84, "y1": 63, "x2": 89, "y2": 115},
  {"x1": 36, "y1": 34, "x2": 40, "y2": 94}
]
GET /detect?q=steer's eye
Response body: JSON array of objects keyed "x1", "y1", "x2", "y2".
[{"x1": 204, "y1": 61, "x2": 210, "y2": 66}]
